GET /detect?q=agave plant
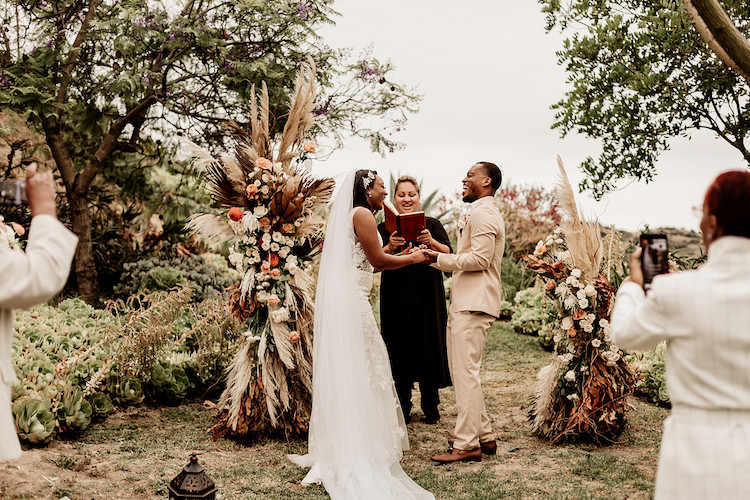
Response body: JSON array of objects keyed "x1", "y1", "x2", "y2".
[{"x1": 13, "y1": 398, "x2": 56, "y2": 445}]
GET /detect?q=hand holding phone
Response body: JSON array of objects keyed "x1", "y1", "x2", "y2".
[{"x1": 640, "y1": 234, "x2": 669, "y2": 292}]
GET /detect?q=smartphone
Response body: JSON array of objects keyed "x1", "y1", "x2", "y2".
[
  {"x1": 640, "y1": 233, "x2": 669, "y2": 292},
  {"x1": 0, "y1": 179, "x2": 27, "y2": 206}
]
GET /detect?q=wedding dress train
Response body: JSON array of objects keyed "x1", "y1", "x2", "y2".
[{"x1": 289, "y1": 171, "x2": 433, "y2": 500}]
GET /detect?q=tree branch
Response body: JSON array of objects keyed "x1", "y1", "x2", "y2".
[{"x1": 57, "y1": 0, "x2": 99, "y2": 105}]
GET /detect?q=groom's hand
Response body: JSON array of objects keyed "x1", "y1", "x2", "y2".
[{"x1": 423, "y1": 249, "x2": 439, "y2": 264}]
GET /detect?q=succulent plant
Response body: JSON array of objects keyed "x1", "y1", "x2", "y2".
[
  {"x1": 145, "y1": 360, "x2": 191, "y2": 405},
  {"x1": 107, "y1": 376, "x2": 145, "y2": 407},
  {"x1": 13, "y1": 398, "x2": 56, "y2": 445},
  {"x1": 89, "y1": 392, "x2": 114, "y2": 416},
  {"x1": 56, "y1": 387, "x2": 93, "y2": 433}
]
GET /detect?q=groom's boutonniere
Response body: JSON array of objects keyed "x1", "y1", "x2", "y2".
[{"x1": 457, "y1": 213, "x2": 470, "y2": 232}]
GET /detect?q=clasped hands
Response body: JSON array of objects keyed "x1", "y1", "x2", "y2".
[{"x1": 386, "y1": 230, "x2": 439, "y2": 264}]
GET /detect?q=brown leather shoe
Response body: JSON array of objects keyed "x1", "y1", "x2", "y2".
[
  {"x1": 430, "y1": 446, "x2": 481, "y2": 464},
  {"x1": 448, "y1": 438, "x2": 497, "y2": 455}
]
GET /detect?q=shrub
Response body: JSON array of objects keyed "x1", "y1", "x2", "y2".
[
  {"x1": 626, "y1": 342, "x2": 669, "y2": 406},
  {"x1": 510, "y1": 286, "x2": 546, "y2": 335},
  {"x1": 113, "y1": 253, "x2": 240, "y2": 302}
]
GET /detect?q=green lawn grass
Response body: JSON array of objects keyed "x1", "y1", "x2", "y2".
[{"x1": 0, "y1": 321, "x2": 667, "y2": 499}]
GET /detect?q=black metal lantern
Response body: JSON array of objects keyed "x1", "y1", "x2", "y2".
[{"x1": 168, "y1": 453, "x2": 218, "y2": 500}]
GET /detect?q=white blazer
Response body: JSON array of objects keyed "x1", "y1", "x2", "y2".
[
  {"x1": 0, "y1": 215, "x2": 78, "y2": 461},
  {"x1": 612, "y1": 236, "x2": 750, "y2": 499}
]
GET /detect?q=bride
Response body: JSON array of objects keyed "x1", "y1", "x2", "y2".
[{"x1": 289, "y1": 169, "x2": 435, "y2": 499}]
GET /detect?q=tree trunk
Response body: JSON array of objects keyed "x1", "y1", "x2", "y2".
[
  {"x1": 67, "y1": 186, "x2": 100, "y2": 305},
  {"x1": 684, "y1": 0, "x2": 750, "y2": 84}
]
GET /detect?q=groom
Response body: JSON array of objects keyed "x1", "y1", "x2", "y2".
[{"x1": 425, "y1": 162, "x2": 504, "y2": 464}]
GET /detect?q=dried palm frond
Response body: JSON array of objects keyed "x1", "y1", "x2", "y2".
[
  {"x1": 555, "y1": 156, "x2": 602, "y2": 278},
  {"x1": 276, "y1": 58, "x2": 317, "y2": 167},
  {"x1": 529, "y1": 358, "x2": 562, "y2": 435},
  {"x1": 218, "y1": 337, "x2": 259, "y2": 431},
  {"x1": 601, "y1": 225, "x2": 624, "y2": 282},
  {"x1": 185, "y1": 214, "x2": 238, "y2": 248}
]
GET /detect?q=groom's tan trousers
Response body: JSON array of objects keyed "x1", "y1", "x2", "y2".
[{"x1": 446, "y1": 310, "x2": 495, "y2": 450}]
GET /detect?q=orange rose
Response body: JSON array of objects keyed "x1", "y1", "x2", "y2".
[
  {"x1": 290, "y1": 331, "x2": 300, "y2": 343},
  {"x1": 267, "y1": 294, "x2": 280, "y2": 305},
  {"x1": 567, "y1": 327, "x2": 577, "y2": 337},
  {"x1": 269, "y1": 268, "x2": 281, "y2": 278},
  {"x1": 268, "y1": 253, "x2": 279, "y2": 267},
  {"x1": 302, "y1": 140, "x2": 317, "y2": 153},
  {"x1": 545, "y1": 280, "x2": 555, "y2": 291},
  {"x1": 259, "y1": 217, "x2": 271, "y2": 228},
  {"x1": 282, "y1": 223, "x2": 294, "y2": 234},
  {"x1": 256, "y1": 157, "x2": 273, "y2": 170},
  {"x1": 261, "y1": 261, "x2": 271, "y2": 273},
  {"x1": 228, "y1": 207, "x2": 244, "y2": 221},
  {"x1": 246, "y1": 184, "x2": 258, "y2": 197},
  {"x1": 11, "y1": 223, "x2": 25, "y2": 236}
]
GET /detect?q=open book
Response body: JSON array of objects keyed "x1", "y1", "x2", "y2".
[{"x1": 384, "y1": 200, "x2": 426, "y2": 241}]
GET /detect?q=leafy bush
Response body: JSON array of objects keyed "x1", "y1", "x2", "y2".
[
  {"x1": 11, "y1": 289, "x2": 241, "y2": 446},
  {"x1": 626, "y1": 343, "x2": 669, "y2": 406},
  {"x1": 501, "y1": 252, "x2": 536, "y2": 303},
  {"x1": 510, "y1": 286, "x2": 546, "y2": 335},
  {"x1": 113, "y1": 253, "x2": 240, "y2": 302}
]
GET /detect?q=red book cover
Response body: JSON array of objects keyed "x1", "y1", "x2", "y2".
[
  {"x1": 383, "y1": 200, "x2": 398, "y2": 235},
  {"x1": 397, "y1": 211, "x2": 426, "y2": 241}
]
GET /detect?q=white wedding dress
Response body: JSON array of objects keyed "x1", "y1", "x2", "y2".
[{"x1": 289, "y1": 171, "x2": 434, "y2": 500}]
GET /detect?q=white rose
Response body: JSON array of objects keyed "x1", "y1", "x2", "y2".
[
  {"x1": 561, "y1": 316, "x2": 574, "y2": 330},
  {"x1": 557, "y1": 251, "x2": 572, "y2": 265},
  {"x1": 586, "y1": 313, "x2": 596, "y2": 322},
  {"x1": 571, "y1": 268, "x2": 582, "y2": 278},
  {"x1": 257, "y1": 291, "x2": 269, "y2": 302},
  {"x1": 578, "y1": 298, "x2": 589, "y2": 308},
  {"x1": 566, "y1": 393, "x2": 579, "y2": 401},
  {"x1": 555, "y1": 285, "x2": 568, "y2": 296},
  {"x1": 261, "y1": 241, "x2": 271, "y2": 251},
  {"x1": 278, "y1": 246, "x2": 291, "y2": 258},
  {"x1": 272, "y1": 231, "x2": 283, "y2": 242},
  {"x1": 261, "y1": 233, "x2": 272, "y2": 244},
  {"x1": 563, "y1": 353, "x2": 574, "y2": 362},
  {"x1": 576, "y1": 289, "x2": 587, "y2": 300},
  {"x1": 564, "y1": 370, "x2": 576, "y2": 382},
  {"x1": 269, "y1": 307, "x2": 290, "y2": 323},
  {"x1": 582, "y1": 323, "x2": 594, "y2": 333},
  {"x1": 286, "y1": 254, "x2": 298, "y2": 264},
  {"x1": 260, "y1": 185, "x2": 270, "y2": 195},
  {"x1": 599, "y1": 318, "x2": 609, "y2": 328},
  {"x1": 591, "y1": 339, "x2": 602, "y2": 348},
  {"x1": 566, "y1": 276, "x2": 576, "y2": 285},
  {"x1": 584, "y1": 284, "x2": 597, "y2": 297},
  {"x1": 270, "y1": 242, "x2": 280, "y2": 252},
  {"x1": 254, "y1": 205, "x2": 268, "y2": 217}
]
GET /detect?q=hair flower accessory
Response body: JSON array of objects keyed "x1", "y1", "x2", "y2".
[{"x1": 362, "y1": 170, "x2": 376, "y2": 189}]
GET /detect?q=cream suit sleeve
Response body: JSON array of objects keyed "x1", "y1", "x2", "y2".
[
  {"x1": 436, "y1": 208, "x2": 499, "y2": 272},
  {"x1": 0, "y1": 215, "x2": 78, "y2": 310}
]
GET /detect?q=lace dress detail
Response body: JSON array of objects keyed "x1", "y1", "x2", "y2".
[{"x1": 349, "y1": 208, "x2": 408, "y2": 452}]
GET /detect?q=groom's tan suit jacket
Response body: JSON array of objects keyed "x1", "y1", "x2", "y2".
[{"x1": 437, "y1": 196, "x2": 504, "y2": 317}]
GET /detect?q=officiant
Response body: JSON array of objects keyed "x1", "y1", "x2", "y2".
[{"x1": 378, "y1": 175, "x2": 452, "y2": 424}]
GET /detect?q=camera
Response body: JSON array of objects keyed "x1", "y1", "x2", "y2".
[
  {"x1": 640, "y1": 233, "x2": 669, "y2": 292},
  {"x1": 0, "y1": 179, "x2": 28, "y2": 206}
]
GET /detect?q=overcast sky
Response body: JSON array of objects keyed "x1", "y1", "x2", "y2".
[{"x1": 310, "y1": 0, "x2": 747, "y2": 232}]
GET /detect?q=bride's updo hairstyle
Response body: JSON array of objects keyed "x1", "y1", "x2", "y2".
[
  {"x1": 704, "y1": 170, "x2": 750, "y2": 238},
  {"x1": 353, "y1": 169, "x2": 377, "y2": 209}
]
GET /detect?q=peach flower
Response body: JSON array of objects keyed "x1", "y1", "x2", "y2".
[
  {"x1": 269, "y1": 269, "x2": 281, "y2": 278},
  {"x1": 545, "y1": 280, "x2": 555, "y2": 291},
  {"x1": 302, "y1": 140, "x2": 317, "y2": 153},
  {"x1": 256, "y1": 157, "x2": 273, "y2": 170},
  {"x1": 246, "y1": 184, "x2": 258, "y2": 197},
  {"x1": 533, "y1": 240, "x2": 546, "y2": 256},
  {"x1": 573, "y1": 309, "x2": 586, "y2": 320},
  {"x1": 268, "y1": 253, "x2": 280, "y2": 267},
  {"x1": 289, "y1": 331, "x2": 300, "y2": 343},
  {"x1": 567, "y1": 327, "x2": 577, "y2": 337},
  {"x1": 259, "y1": 217, "x2": 271, "y2": 228},
  {"x1": 11, "y1": 223, "x2": 25, "y2": 236},
  {"x1": 282, "y1": 223, "x2": 295, "y2": 234},
  {"x1": 228, "y1": 207, "x2": 244, "y2": 221},
  {"x1": 260, "y1": 261, "x2": 271, "y2": 273},
  {"x1": 267, "y1": 294, "x2": 280, "y2": 305}
]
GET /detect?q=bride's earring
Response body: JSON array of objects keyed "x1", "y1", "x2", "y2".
[{"x1": 367, "y1": 192, "x2": 372, "y2": 198}]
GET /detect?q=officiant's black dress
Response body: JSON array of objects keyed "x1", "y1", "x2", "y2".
[{"x1": 377, "y1": 217, "x2": 452, "y2": 423}]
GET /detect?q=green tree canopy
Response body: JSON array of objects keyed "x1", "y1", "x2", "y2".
[
  {"x1": 0, "y1": 0, "x2": 420, "y2": 303},
  {"x1": 540, "y1": 0, "x2": 750, "y2": 198}
]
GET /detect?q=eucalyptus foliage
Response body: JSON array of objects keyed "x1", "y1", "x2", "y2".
[{"x1": 540, "y1": 0, "x2": 750, "y2": 197}]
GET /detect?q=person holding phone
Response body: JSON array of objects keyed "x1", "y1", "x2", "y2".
[
  {"x1": 0, "y1": 163, "x2": 78, "y2": 462},
  {"x1": 611, "y1": 170, "x2": 750, "y2": 499}
]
